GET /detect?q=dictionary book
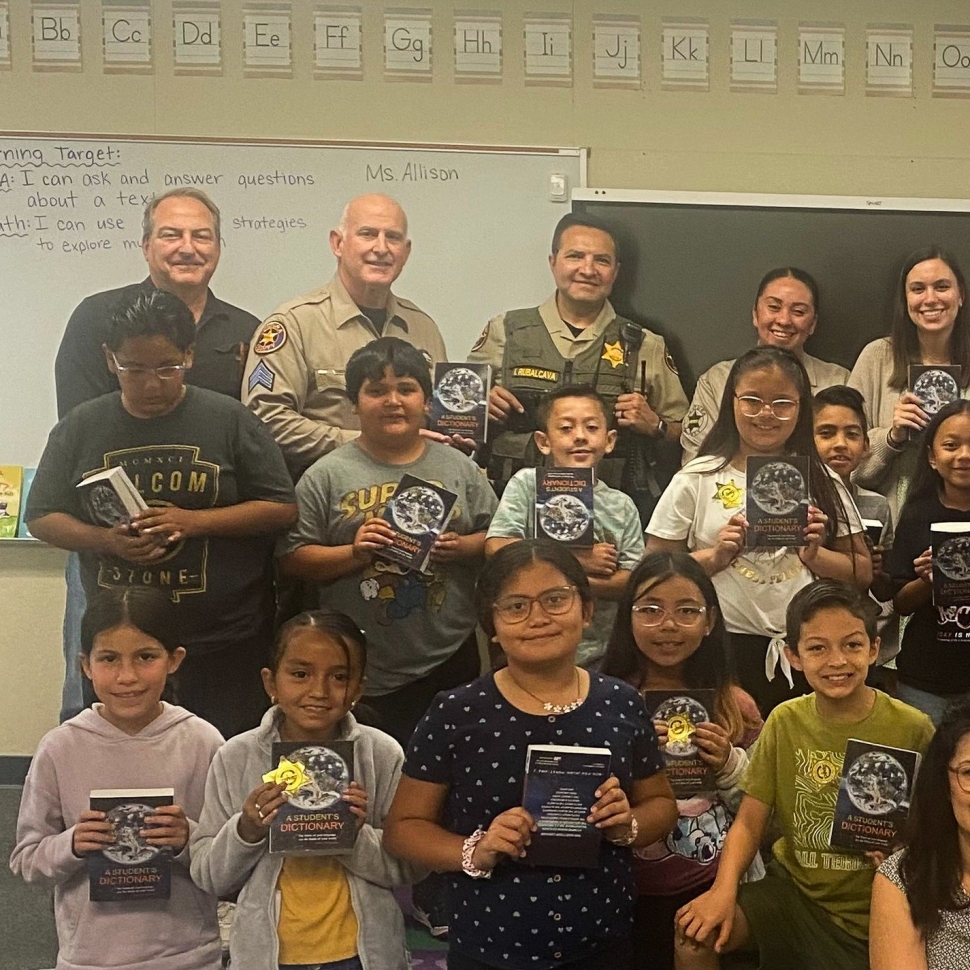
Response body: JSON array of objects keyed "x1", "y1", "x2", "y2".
[
  {"x1": 931, "y1": 523, "x2": 970, "y2": 608},
  {"x1": 76, "y1": 466, "x2": 148, "y2": 529},
  {"x1": 829, "y1": 739, "x2": 921, "y2": 853},
  {"x1": 534, "y1": 467, "x2": 595, "y2": 547},
  {"x1": 909, "y1": 365, "x2": 961, "y2": 415},
  {"x1": 745, "y1": 455, "x2": 809, "y2": 548},
  {"x1": 377, "y1": 474, "x2": 458, "y2": 573},
  {"x1": 521, "y1": 744, "x2": 611, "y2": 868},
  {"x1": 87, "y1": 788, "x2": 173, "y2": 902},
  {"x1": 267, "y1": 740, "x2": 357, "y2": 855},
  {"x1": 429, "y1": 362, "x2": 491, "y2": 443},
  {"x1": 641, "y1": 690, "x2": 717, "y2": 797}
]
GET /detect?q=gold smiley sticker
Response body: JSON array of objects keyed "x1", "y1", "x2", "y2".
[
  {"x1": 666, "y1": 714, "x2": 694, "y2": 745},
  {"x1": 262, "y1": 757, "x2": 309, "y2": 793},
  {"x1": 714, "y1": 480, "x2": 743, "y2": 510}
]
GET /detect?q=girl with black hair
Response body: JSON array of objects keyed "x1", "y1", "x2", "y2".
[
  {"x1": 646, "y1": 346, "x2": 868, "y2": 715},
  {"x1": 385, "y1": 539, "x2": 678, "y2": 970},
  {"x1": 871, "y1": 698, "x2": 970, "y2": 969},
  {"x1": 11, "y1": 587, "x2": 224, "y2": 970},
  {"x1": 601, "y1": 553, "x2": 762, "y2": 970},
  {"x1": 191, "y1": 609, "x2": 419, "y2": 970},
  {"x1": 889, "y1": 399, "x2": 970, "y2": 722}
]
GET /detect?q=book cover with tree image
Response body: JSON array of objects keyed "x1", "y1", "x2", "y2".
[{"x1": 745, "y1": 455, "x2": 809, "y2": 548}]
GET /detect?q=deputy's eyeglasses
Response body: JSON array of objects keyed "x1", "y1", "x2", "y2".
[
  {"x1": 494, "y1": 586, "x2": 577, "y2": 624},
  {"x1": 631, "y1": 605, "x2": 708, "y2": 627},
  {"x1": 734, "y1": 395, "x2": 798, "y2": 420},
  {"x1": 111, "y1": 353, "x2": 187, "y2": 381}
]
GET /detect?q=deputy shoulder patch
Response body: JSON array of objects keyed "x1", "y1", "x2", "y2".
[
  {"x1": 254, "y1": 321, "x2": 287, "y2": 355},
  {"x1": 684, "y1": 403, "x2": 706, "y2": 437},
  {"x1": 471, "y1": 323, "x2": 489, "y2": 353},
  {"x1": 247, "y1": 360, "x2": 276, "y2": 393},
  {"x1": 664, "y1": 348, "x2": 679, "y2": 375}
]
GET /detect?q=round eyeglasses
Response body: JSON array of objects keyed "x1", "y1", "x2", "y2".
[
  {"x1": 493, "y1": 585, "x2": 577, "y2": 624},
  {"x1": 631, "y1": 604, "x2": 708, "y2": 627},
  {"x1": 734, "y1": 395, "x2": 798, "y2": 421},
  {"x1": 949, "y1": 764, "x2": 970, "y2": 794}
]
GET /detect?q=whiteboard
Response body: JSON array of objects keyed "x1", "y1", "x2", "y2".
[{"x1": 0, "y1": 133, "x2": 585, "y2": 465}]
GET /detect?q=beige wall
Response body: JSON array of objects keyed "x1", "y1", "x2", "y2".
[{"x1": 3, "y1": 0, "x2": 970, "y2": 755}]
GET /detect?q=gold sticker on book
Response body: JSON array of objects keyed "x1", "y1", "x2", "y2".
[{"x1": 666, "y1": 713, "x2": 695, "y2": 744}]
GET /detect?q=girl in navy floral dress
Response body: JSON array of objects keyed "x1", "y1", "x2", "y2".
[{"x1": 385, "y1": 539, "x2": 678, "y2": 970}]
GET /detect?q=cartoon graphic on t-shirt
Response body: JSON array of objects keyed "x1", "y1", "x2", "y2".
[
  {"x1": 636, "y1": 796, "x2": 730, "y2": 868},
  {"x1": 358, "y1": 559, "x2": 446, "y2": 624}
]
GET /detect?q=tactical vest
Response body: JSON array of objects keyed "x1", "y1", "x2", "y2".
[{"x1": 488, "y1": 307, "x2": 641, "y2": 491}]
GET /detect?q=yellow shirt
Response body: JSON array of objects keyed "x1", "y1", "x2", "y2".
[{"x1": 276, "y1": 855, "x2": 359, "y2": 965}]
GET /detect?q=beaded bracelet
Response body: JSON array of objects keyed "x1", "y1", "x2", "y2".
[
  {"x1": 461, "y1": 826, "x2": 492, "y2": 879},
  {"x1": 608, "y1": 815, "x2": 639, "y2": 847}
]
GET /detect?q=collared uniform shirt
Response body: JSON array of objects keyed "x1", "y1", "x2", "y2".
[
  {"x1": 54, "y1": 278, "x2": 260, "y2": 417},
  {"x1": 467, "y1": 293, "x2": 688, "y2": 423},
  {"x1": 681, "y1": 352, "x2": 849, "y2": 464},
  {"x1": 243, "y1": 274, "x2": 446, "y2": 479}
]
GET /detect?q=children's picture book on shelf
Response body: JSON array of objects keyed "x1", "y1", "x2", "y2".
[
  {"x1": 76, "y1": 466, "x2": 148, "y2": 529},
  {"x1": 87, "y1": 788, "x2": 174, "y2": 902},
  {"x1": 0, "y1": 465, "x2": 23, "y2": 539},
  {"x1": 932, "y1": 522, "x2": 970, "y2": 609},
  {"x1": 521, "y1": 744, "x2": 611, "y2": 868},
  {"x1": 266, "y1": 740, "x2": 358, "y2": 855},
  {"x1": 829, "y1": 739, "x2": 921, "y2": 853},
  {"x1": 534, "y1": 467, "x2": 594, "y2": 547},
  {"x1": 641, "y1": 690, "x2": 717, "y2": 797},
  {"x1": 745, "y1": 455, "x2": 809, "y2": 548},
  {"x1": 377, "y1": 474, "x2": 458, "y2": 573},
  {"x1": 429, "y1": 362, "x2": 490, "y2": 443}
]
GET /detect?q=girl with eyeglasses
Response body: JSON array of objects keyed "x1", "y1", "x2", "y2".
[
  {"x1": 385, "y1": 539, "x2": 678, "y2": 970},
  {"x1": 870, "y1": 698, "x2": 970, "y2": 970},
  {"x1": 601, "y1": 552, "x2": 763, "y2": 970},
  {"x1": 646, "y1": 347, "x2": 869, "y2": 715}
]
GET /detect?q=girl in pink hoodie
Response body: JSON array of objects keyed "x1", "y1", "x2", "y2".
[{"x1": 10, "y1": 587, "x2": 224, "y2": 970}]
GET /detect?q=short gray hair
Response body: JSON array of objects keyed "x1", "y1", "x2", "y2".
[{"x1": 142, "y1": 188, "x2": 221, "y2": 242}]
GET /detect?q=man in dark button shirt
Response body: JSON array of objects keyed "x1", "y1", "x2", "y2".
[
  {"x1": 53, "y1": 188, "x2": 261, "y2": 722},
  {"x1": 54, "y1": 187, "x2": 260, "y2": 417}
]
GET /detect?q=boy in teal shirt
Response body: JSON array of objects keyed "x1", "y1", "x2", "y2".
[
  {"x1": 485, "y1": 384, "x2": 644, "y2": 667},
  {"x1": 673, "y1": 579, "x2": 934, "y2": 970}
]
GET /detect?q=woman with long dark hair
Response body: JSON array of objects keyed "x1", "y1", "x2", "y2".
[
  {"x1": 871, "y1": 699, "x2": 970, "y2": 969},
  {"x1": 849, "y1": 246, "x2": 970, "y2": 519},
  {"x1": 646, "y1": 346, "x2": 868, "y2": 714}
]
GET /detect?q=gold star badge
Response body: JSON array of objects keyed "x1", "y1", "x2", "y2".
[
  {"x1": 262, "y1": 757, "x2": 310, "y2": 793},
  {"x1": 601, "y1": 341, "x2": 624, "y2": 369},
  {"x1": 714, "y1": 480, "x2": 743, "y2": 510}
]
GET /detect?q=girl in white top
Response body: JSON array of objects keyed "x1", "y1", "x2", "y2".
[
  {"x1": 849, "y1": 246, "x2": 970, "y2": 519},
  {"x1": 647, "y1": 346, "x2": 868, "y2": 714}
]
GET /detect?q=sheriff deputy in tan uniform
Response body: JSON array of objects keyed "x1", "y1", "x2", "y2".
[
  {"x1": 244, "y1": 193, "x2": 446, "y2": 479},
  {"x1": 468, "y1": 211, "x2": 688, "y2": 521}
]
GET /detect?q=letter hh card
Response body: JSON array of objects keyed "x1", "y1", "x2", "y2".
[
  {"x1": 829, "y1": 739, "x2": 921, "y2": 853},
  {"x1": 88, "y1": 788, "x2": 174, "y2": 901},
  {"x1": 745, "y1": 455, "x2": 809, "y2": 548},
  {"x1": 521, "y1": 744, "x2": 611, "y2": 868},
  {"x1": 534, "y1": 467, "x2": 595, "y2": 547},
  {"x1": 377, "y1": 473, "x2": 459, "y2": 573},
  {"x1": 430, "y1": 362, "x2": 491, "y2": 443},
  {"x1": 909, "y1": 365, "x2": 962, "y2": 416},
  {"x1": 267, "y1": 740, "x2": 357, "y2": 854},
  {"x1": 641, "y1": 690, "x2": 717, "y2": 797},
  {"x1": 0, "y1": 465, "x2": 22, "y2": 538},
  {"x1": 931, "y1": 522, "x2": 970, "y2": 607}
]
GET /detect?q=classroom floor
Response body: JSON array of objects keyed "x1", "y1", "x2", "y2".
[{"x1": 0, "y1": 785, "x2": 447, "y2": 969}]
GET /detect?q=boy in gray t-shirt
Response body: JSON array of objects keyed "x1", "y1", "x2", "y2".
[
  {"x1": 486, "y1": 386, "x2": 644, "y2": 667},
  {"x1": 278, "y1": 337, "x2": 497, "y2": 745}
]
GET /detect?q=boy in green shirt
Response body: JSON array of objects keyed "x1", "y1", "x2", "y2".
[{"x1": 673, "y1": 579, "x2": 934, "y2": 970}]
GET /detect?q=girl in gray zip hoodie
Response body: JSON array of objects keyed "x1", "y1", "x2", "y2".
[{"x1": 189, "y1": 610, "x2": 423, "y2": 970}]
